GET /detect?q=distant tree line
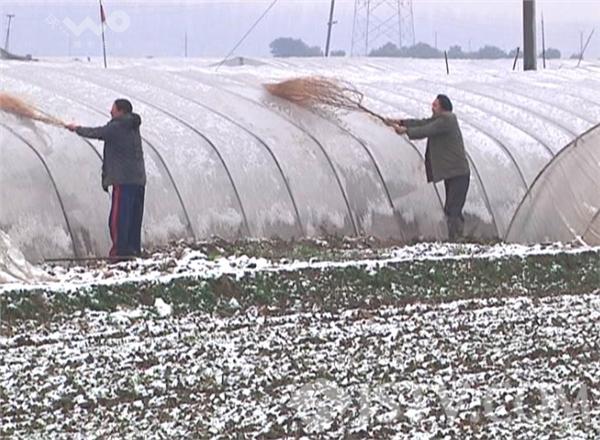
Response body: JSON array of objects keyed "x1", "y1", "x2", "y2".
[
  {"x1": 506, "y1": 47, "x2": 562, "y2": 60},
  {"x1": 269, "y1": 37, "x2": 562, "y2": 59},
  {"x1": 541, "y1": 48, "x2": 562, "y2": 59},
  {"x1": 269, "y1": 37, "x2": 346, "y2": 57},
  {"x1": 370, "y1": 42, "x2": 562, "y2": 59}
]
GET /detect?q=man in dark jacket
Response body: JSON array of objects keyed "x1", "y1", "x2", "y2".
[
  {"x1": 388, "y1": 95, "x2": 470, "y2": 241},
  {"x1": 65, "y1": 99, "x2": 146, "y2": 258}
]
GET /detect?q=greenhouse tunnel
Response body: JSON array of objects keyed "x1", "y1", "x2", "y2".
[
  {"x1": 1, "y1": 59, "x2": 599, "y2": 262},
  {"x1": 506, "y1": 122, "x2": 600, "y2": 244}
]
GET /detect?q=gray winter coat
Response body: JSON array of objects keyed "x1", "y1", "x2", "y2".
[
  {"x1": 404, "y1": 113, "x2": 470, "y2": 183},
  {"x1": 76, "y1": 113, "x2": 146, "y2": 188}
]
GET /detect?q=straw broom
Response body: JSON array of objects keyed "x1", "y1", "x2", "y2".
[
  {"x1": 0, "y1": 92, "x2": 66, "y2": 127},
  {"x1": 263, "y1": 76, "x2": 392, "y2": 125}
]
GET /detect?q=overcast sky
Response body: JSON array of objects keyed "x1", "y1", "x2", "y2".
[{"x1": 0, "y1": 1, "x2": 597, "y2": 59}]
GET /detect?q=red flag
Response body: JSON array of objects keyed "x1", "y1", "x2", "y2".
[{"x1": 100, "y1": 1, "x2": 106, "y2": 24}]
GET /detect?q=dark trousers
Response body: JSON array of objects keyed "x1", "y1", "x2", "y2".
[
  {"x1": 109, "y1": 184, "x2": 145, "y2": 258},
  {"x1": 444, "y1": 174, "x2": 470, "y2": 241}
]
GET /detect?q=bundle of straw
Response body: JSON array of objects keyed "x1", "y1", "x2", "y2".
[
  {"x1": 0, "y1": 92, "x2": 66, "y2": 127},
  {"x1": 264, "y1": 76, "x2": 389, "y2": 124}
]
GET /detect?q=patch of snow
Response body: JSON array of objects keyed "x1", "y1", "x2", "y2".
[
  {"x1": 154, "y1": 298, "x2": 172, "y2": 317},
  {"x1": 1, "y1": 241, "x2": 598, "y2": 294}
]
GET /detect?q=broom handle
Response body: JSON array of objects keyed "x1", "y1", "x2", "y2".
[
  {"x1": 31, "y1": 114, "x2": 66, "y2": 127},
  {"x1": 35, "y1": 108, "x2": 66, "y2": 126},
  {"x1": 357, "y1": 103, "x2": 389, "y2": 124}
]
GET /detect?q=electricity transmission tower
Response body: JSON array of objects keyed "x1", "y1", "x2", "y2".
[{"x1": 351, "y1": 0, "x2": 415, "y2": 56}]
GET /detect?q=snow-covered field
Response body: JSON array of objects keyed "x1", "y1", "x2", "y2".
[
  {"x1": 2, "y1": 240, "x2": 600, "y2": 438},
  {"x1": 2, "y1": 292, "x2": 599, "y2": 438}
]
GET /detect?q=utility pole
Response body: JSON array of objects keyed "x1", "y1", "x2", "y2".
[
  {"x1": 541, "y1": 12, "x2": 546, "y2": 68},
  {"x1": 184, "y1": 31, "x2": 188, "y2": 57},
  {"x1": 365, "y1": 1, "x2": 370, "y2": 54},
  {"x1": 4, "y1": 14, "x2": 15, "y2": 52},
  {"x1": 99, "y1": 0, "x2": 107, "y2": 68},
  {"x1": 523, "y1": 0, "x2": 537, "y2": 71},
  {"x1": 325, "y1": 0, "x2": 336, "y2": 57}
]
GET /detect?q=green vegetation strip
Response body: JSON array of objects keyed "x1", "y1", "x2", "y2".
[{"x1": 2, "y1": 251, "x2": 600, "y2": 324}]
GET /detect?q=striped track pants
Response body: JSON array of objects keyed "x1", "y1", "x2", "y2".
[{"x1": 109, "y1": 184, "x2": 145, "y2": 258}]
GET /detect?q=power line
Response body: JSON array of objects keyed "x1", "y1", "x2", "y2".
[
  {"x1": 577, "y1": 28, "x2": 595, "y2": 67},
  {"x1": 216, "y1": 0, "x2": 279, "y2": 70}
]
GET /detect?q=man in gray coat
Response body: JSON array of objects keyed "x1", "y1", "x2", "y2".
[
  {"x1": 65, "y1": 99, "x2": 146, "y2": 259},
  {"x1": 388, "y1": 95, "x2": 470, "y2": 241}
]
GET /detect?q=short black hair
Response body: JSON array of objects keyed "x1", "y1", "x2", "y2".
[
  {"x1": 114, "y1": 98, "x2": 133, "y2": 114},
  {"x1": 436, "y1": 94, "x2": 453, "y2": 112}
]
